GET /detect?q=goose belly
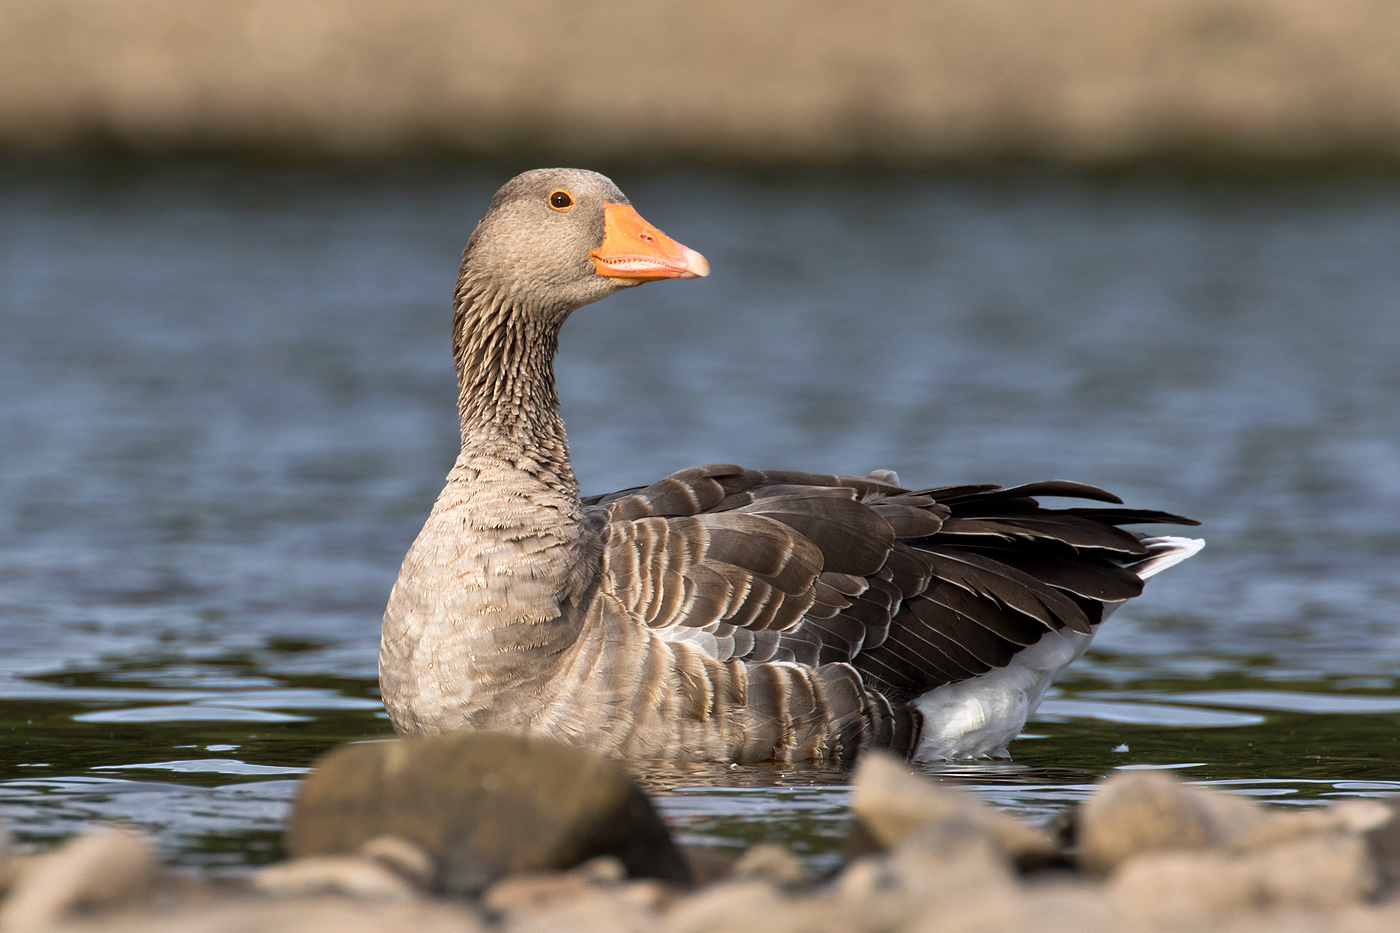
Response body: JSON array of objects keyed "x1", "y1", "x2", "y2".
[{"x1": 911, "y1": 625, "x2": 1095, "y2": 761}]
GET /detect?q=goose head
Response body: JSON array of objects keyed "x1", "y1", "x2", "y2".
[{"x1": 460, "y1": 168, "x2": 709, "y2": 315}]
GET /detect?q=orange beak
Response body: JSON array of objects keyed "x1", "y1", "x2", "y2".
[{"x1": 590, "y1": 203, "x2": 710, "y2": 282}]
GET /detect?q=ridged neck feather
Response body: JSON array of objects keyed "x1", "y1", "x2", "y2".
[{"x1": 451, "y1": 274, "x2": 577, "y2": 496}]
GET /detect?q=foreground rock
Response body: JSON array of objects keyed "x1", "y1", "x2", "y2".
[
  {"x1": 1076, "y1": 770, "x2": 1398, "y2": 927},
  {"x1": 48, "y1": 898, "x2": 485, "y2": 933},
  {"x1": 1078, "y1": 769, "x2": 1396, "y2": 868},
  {"x1": 849, "y1": 751, "x2": 1061, "y2": 870},
  {"x1": 285, "y1": 732, "x2": 691, "y2": 895},
  {"x1": 0, "y1": 830, "x2": 155, "y2": 933},
  {"x1": 5, "y1": 743, "x2": 1400, "y2": 932}
]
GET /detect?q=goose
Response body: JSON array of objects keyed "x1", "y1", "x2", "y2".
[{"x1": 379, "y1": 168, "x2": 1203, "y2": 763}]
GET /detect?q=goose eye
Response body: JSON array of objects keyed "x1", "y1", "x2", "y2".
[{"x1": 549, "y1": 190, "x2": 574, "y2": 211}]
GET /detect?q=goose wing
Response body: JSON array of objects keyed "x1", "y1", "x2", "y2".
[{"x1": 586, "y1": 464, "x2": 1198, "y2": 701}]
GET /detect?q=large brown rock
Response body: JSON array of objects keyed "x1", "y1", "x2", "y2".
[{"x1": 286, "y1": 732, "x2": 691, "y2": 896}]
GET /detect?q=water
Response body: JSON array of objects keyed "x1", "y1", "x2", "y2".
[{"x1": 1, "y1": 159, "x2": 1398, "y2": 875}]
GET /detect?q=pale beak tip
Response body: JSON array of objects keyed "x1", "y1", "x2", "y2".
[{"x1": 680, "y1": 248, "x2": 710, "y2": 279}]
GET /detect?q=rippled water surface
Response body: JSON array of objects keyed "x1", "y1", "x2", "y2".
[{"x1": 2, "y1": 160, "x2": 1398, "y2": 873}]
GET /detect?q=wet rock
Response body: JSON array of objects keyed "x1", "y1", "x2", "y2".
[
  {"x1": 0, "y1": 829, "x2": 154, "y2": 933},
  {"x1": 1076, "y1": 770, "x2": 1266, "y2": 874},
  {"x1": 1109, "y1": 831, "x2": 1381, "y2": 925},
  {"x1": 286, "y1": 733, "x2": 691, "y2": 896},
  {"x1": 849, "y1": 751, "x2": 1060, "y2": 869},
  {"x1": 728, "y1": 844, "x2": 809, "y2": 892}
]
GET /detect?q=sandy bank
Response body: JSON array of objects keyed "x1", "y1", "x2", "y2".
[{"x1": 2, "y1": 0, "x2": 1399, "y2": 163}]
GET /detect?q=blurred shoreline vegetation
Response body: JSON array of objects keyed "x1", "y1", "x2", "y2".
[{"x1": 2, "y1": 0, "x2": 1399, "y2": 169}]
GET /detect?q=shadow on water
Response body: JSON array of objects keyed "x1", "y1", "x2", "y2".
[{"x1": 1, "y1": 158, "x2": 1398, "y2": 873}]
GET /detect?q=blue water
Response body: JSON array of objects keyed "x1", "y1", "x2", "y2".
[{"x1": 1, "y1": 160, "x2": 1398, "y2": 873}]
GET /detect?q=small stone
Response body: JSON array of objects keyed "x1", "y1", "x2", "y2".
[
  {"x1": 728, "y1": 844, "x2": 809, "y2": 891},
  {"x1": 252, "y1": 855, "x2": 419, "y2": 901},
  {"x1": 485, "y1": 864, "x2": 669, "y2": 933},
  {"x1": 358, "y1": 835, "x2": 437, "y2": 890},
  {"x1": 1232, "y1": 799, "x2": 1396, "y2": 854},
  {"x1": 0, "y1": 855, "x2": 31, "y2": 897},
  {"x1": 1109, "y1": 831, "x2": 1381, "y2": 924},
  {"x1": 41, "y1": 897, "x2": 485, "y2": 933},
  {"x1": 0, "y1": 818, "x2": 13, "y2": 868},
  {"x1": 662, "y1": 880, "x2": 794, "y2": 933},
  {"x1": 1014, "y1": 880, "x2": 1122, "y2": 933},
  {"x1": 833, "y1": 820, "x2": 1019, "y2": 932},
  {"x1": 888, "y1": 820, "x2": 1019, "y2": 901},
  {"x1": 570, "y1": 854, "x2": 628, "y2": 885},
  {"x1": 1329, "y1": 799, "x2": 1396, "y2": 835},
  {"x1": 1348, "y1": 798, "x2": 1400, "y2": 885},
  {"x1": 1076, "y1": 770, "x2": 1265, "y2": 874},
  {"x1": 902, "y1": 880, "x2": 1123, "y2": 933},
  {"x1": 286, "y1": 733, "x2": 691, "y2": 895},
  {"x1": 849, "y1": 751, "x2": 1060, "y2": 869},
  {"x1": 0, "y1": 828, "x2": 155, "y2": 933},
  {"x1": 1110, "y1": 851, "x2": 1264, "y2": 923},
  {"x1": 482, "y1": 856, "x2": 640, "y2": 915},
  {"x1": 1253, "y1": 832, "x2": 1382, "y2": 907},
  {"x1": 498, "y1": 884, "x2": 666, "y2": 933},
  {"x1": 482, "y1": 870, "x2": 597, "y2": 915},
  {"x1": 676, "y1": 846, "x2": 739, "y2": 887}
]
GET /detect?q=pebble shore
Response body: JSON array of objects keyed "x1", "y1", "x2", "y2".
[{"x1": 3, "y1": 733, "x2": 1399, "y2": 933}]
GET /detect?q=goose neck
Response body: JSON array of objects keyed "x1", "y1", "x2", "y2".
[{"x1": 451, "y1": 279, "x2": 577, "y2": 497}]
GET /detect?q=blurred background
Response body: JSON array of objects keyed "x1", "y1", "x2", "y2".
[
  {"x1": 3, "y1": 0, "x2": 1400, "y2": 163},
  {"x1": 1, "y1": 0, "x2": 1398, "y2": 876}
]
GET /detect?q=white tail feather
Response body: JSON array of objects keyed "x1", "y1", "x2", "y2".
[{"x1": 1131, "y1": 535, "x2": 1205, "y2": 580}]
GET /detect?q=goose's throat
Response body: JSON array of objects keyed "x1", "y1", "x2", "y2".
[{"x1": 451, "y1": 283, "x2": 576, "y2": 495}]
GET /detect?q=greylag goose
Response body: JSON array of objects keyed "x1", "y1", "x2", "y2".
[{"x1": 380, "y1": 168, "x2": 1203, "y2": 762}]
